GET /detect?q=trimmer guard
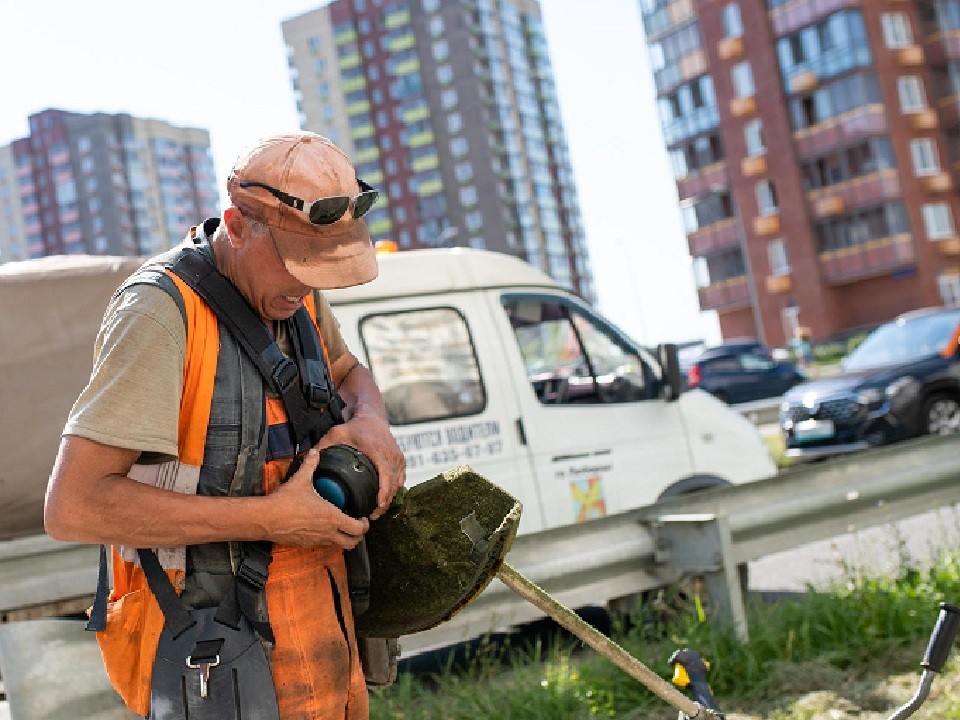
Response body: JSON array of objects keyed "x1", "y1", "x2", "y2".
[{"x1": 354, "y1": 465, "x2": 522, "y2": 638}]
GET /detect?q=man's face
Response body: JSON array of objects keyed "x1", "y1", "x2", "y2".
[{"x1": 234, "y1": 219, "x2": 314, "y2": 323}]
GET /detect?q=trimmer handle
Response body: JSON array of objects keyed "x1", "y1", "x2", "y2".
[
  {"x1": 921, "y1": 602, "x2": 960, "y2": 673},
  {"x1": 669, "y1": 648, "x2": 722, "y2": 713}
]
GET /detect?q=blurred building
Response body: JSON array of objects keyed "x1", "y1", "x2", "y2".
[
  {"x1": 640, "y1": 0, "x2": 960, "y2": 344},
  {"x1": 282, "y1": 0, "x2": 595, "y2": 303},
  {"x1": 0, "y1": 108, "x2": 219, "y2": 262}
]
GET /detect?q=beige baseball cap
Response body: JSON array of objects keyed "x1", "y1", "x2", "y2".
[{"x1": 227, "y1": 132, "x2": 379, "y2": 289}]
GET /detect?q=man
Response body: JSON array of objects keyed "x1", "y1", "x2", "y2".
[{"x1": 45, "y1": 132, "x2": 406, "y2": 720}]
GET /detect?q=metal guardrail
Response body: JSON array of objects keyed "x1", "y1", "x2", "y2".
[{"x1": 1, "y1": 435, "x2": 958, "y2": 654}]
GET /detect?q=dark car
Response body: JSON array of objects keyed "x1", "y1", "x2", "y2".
[
  {"x1": 780, "y1": 307, "x2": 960, "y2": 461},
  {"x1": 687, "y1": 339, "x2": 807, "y2": 404}
]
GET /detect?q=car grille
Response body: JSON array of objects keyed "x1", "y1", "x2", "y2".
[{"x1": 784, "y1": 396, "x2": 864, "y2": 424}]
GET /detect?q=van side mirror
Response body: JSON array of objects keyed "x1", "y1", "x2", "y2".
[{"x1": 657, "y1": 343, "x2": 683, "y2": 402}]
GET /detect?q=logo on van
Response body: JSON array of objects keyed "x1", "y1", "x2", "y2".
[{"x1": 570, "y1": 470, "x2": 608, "y2": 522}]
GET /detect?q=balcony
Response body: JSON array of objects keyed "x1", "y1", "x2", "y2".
[
  {"x1": 793, "y1": 104, "x2": 887, "y2": 159},
  {"x1": 936, "y1": 237, "x2": 960, "y2": 255},
  {"x1": 769, "y1": 0, "x2": 861, "y2": 36},
  {"x1": 753, "y1": 213, "x2": 781, "y2": 235},
  {"x1": 790, "y1": 70, "x2": 818, "y2": 94},
  {"x1": 730, "y1": 95, "x2": 757, "y2": 117},
  {"x1": 679, "y1": 49, "x2": 708, "y2": 81},
  {"x1": 676, "y1": 161, "x2": 729, "y2": 200},
  {"x1": 807, "y1": 169, "x2": 901, "y2": 217},
  {"x1": 765, "y1": 273, "x2": 792, "y2": 294},
  {"x1": 923, "y1": 171, "x2": 954, "y2": 192},
  {"x1": 698, "y1": 276, "x2": 751, "y2": 311},
  {"x1": 897, "y1": 45, "x2": 925, "y2": 66},
  {"x1": 741, "y1": 155, "x2": 767, "y2": 177},
  {"x1": 813, "y1": 195, "x2": 845, "y2": 216},
  {"x1": 818, "y1": 233, "x2": 916, "y2": 284},
  {"x1": 717, "y1": 36, "x2": 744, "y2": 60},
  {"x1": 910, "y1": 109, "x2": 939, "y2": 130},
  {"x1": 687, "y1": 217, "x2": 741, "y2": 257}
]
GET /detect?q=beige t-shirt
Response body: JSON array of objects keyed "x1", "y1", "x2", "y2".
[{"x1": 63, "y1": 283, "x2": 347, "y2": 461}]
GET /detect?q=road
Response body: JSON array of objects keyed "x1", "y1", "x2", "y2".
[{"x1": 749, "y1": 503, "x2": 960, "y2": 593}]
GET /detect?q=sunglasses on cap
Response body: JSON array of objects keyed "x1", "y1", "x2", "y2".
[{"x1": 238, "y1": 178, "x2": 379, "y2": 226}]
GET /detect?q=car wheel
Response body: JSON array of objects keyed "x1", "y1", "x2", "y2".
[{"x1": 923, "y1": 393, "x2": 960, "y2": 435}]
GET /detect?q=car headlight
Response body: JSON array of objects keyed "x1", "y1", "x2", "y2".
[
  {"x1": 885, "y1": 376, "x2": 915, "y2": 398},
  {"x1": 857, "y1": 387, "x2": 883, "y2": 406}
]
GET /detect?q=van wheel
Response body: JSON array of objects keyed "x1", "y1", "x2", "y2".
[
  {"x1": 923, "y1": 393, "x2": 960, "y2": 436},
  {"x1": 657, "y1": 476, "x2": 750, "y2": 615}
]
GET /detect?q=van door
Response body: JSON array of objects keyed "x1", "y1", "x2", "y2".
[
  {"x1": 347, "y1": 297, "x2": 544, "y2": 534},
  {"x1": 495, "y1": 293, "x2": 695, "y2": 530}
]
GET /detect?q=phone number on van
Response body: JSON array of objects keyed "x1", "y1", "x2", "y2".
[{"x1": 396, "y1": 421, "x2": 504, "y2": 470}]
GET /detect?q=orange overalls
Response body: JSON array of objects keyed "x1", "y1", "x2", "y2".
[{"x1": 95, "y1": 270, "x2": 368, "y2": 720}]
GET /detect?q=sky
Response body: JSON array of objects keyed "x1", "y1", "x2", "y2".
[{"x1": 0, "y1": 0, "x2": 721, "y2": 346}]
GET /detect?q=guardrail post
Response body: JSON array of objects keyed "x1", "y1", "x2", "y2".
[{"x1": 652, "y1": 513, "x2": 748, "y2": 641}]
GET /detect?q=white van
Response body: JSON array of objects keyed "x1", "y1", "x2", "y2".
[{"x1": 327, "y1": 247, "x2": 776, "y2": 538}]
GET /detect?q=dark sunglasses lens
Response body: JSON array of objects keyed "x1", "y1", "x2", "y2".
[
  {"x1": 309, "y1": 197, "x2": 350, "y2": 225},
  {"x1": 352, "y1": 191, "x2": 379, "y2": 219}
]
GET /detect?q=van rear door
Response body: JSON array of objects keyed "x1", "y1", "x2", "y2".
[{"x1": 495, "y1": 293, "x2": 695, "y2": 530}]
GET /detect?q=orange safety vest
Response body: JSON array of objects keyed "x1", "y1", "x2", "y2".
[{"x1": 95, "y1": 267, "x2": 368, "y2": 720}]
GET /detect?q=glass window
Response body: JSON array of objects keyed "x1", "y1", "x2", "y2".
[
  {"x1": 756, "y1": 180, "x2": 778, "y2": 215},
  {"x1": 731, "y1": 62, "x2": 755, "y2": 98},
  {"x1": 768, "y1": 239, "x2": 791, "y2": 275},
  {"x1": 432, "y1": 40, "x2": 449, "y2": 62},
  {"x1": 459, "y1": 185, "x2": 478, "y2": 206},
  {"x1": 911, "y1": 138, "x2": 941, "y2": 175},
  {"x1": 740, "y1": 352, "x2": 775, "y2": 371},
  {"x1": 503, "y1": 297, "x2": 652, "y2": 406},
  {"x1": 881, "y1": 12, "x2": 913, "y2": 48},
  {"x1": 922, "y1": 202, "x2": 956, "y2": 239},
  {"x1": 447, "y1": 113, "x2": 463, "y2": 133},
  {"x1": 938, "y1": 272, "x2": 960, "y2": 307},
  {"x1": 898, "y1": 76, "x2": 927, "y2": 111},
  {"x1": 360, "y1": 308, "x2": 485, "y2": 425},
  {"x1": 429, "y1": 15, "x2": 444, "y2": 36},
  {"x1": 744, "y1": 119, "x2": 765, "y2": 156},
  {"x1": 722, "y1": 3, "x2": 743, "y2": 38},
  {"x1": 441, "y1": 88, "x2": 458, "y2": 109},
  {"x1": 437, "y1": 64, "x2": 454, "y2": 84},
  {"x1": 451, "y1": 137, "x2": 469, "y2": 157}
]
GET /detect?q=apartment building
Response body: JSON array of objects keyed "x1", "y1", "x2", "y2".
[
  {"x1": 282, "y1": 0, "x2": 595, "y2": 303},
  {"x1": 0, "y1": 108, "x2": 219, "y2": 261},
  {"x1": 642, "y1": 0, "x2": 960, "y2": 344}
]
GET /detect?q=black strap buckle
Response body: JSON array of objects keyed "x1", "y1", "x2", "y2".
[
  {"x1": 271, "y1": 357, "x2": 299, "y2": 395},
  {"x1": 306, "y1": 382, "x2": 331, "y2": 409},
  {"x1": 236, "y1": 557, "x2": 269, "y2": 590}
]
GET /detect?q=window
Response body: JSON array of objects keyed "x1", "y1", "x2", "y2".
[
  {"x1": 898, "y1": 76, "x2": 927, "y2": 112},
  {"x1": 722, "y1": 3, "x2": 743, "y2": 38},
  {"x1": 768, "y1": 239, "x2": 791, "y2": 276},
  {"x1": 881, "y1": 12, "x2": 913, "y2": 48},
  {"x1": 922, "y1": 202, "x2": 956, "y2": 239},
  {"x1": 451, "y1": 137, "x2": 469, "y2": 157},
  {"x1": 503, "y1": 297, "x2": 652, "y2": 406},
  {"x1": 910, "y1": 138, "x2": 940, "y2": 175},
  {"x1": 436, "y1": 64, "x2": 453, "y2": 84},
  {"x1": 360, "y1": 308, "x2": 485, "y2": 425},
  {"x1": 744, "y1": 118, "x2": 765, "y2": 156},
  {"x1": 459, "y1": 185, "x2": 477, "y2": 207},
  {"x1": 938, "y1": 272, "x2": 960, "y2": 307},
  {"x1": 681, "y1": 200, "x2": 699, "y2": 234},
  {"x1": 429, "y1": 15, "x2": 444, "y2": 36},
  {"x1": 731, "y1": 61, "x2": 755, "y2": 98},
  {"x1": 447, "y1": 113, "x2": 463, "y2": 134},
  {"x1": 454, "y1": 162, "x2": 473, "y2": 182},
  {"x1": 441, "y1": 88, "x2": 458, "y2": 109},
  {"x1": 432, "y1": 40, "x2": 449, "y2": 62},
  {"x1": 756, "y1": 179, "x2": 779, "y2": 215}
]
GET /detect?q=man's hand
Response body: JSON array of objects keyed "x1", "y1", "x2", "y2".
[
  {"x1": 265, "y1": 449, "x2": 369, "y2": 548},
  {"x1": 318, "y1": 411, "x2": 406, "y2": 520},
  {"x1": 329, "y1": 352, "x2": 407, "y2": 520}
]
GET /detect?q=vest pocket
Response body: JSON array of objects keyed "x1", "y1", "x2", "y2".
[{"x1": 96, "y1": 588, "x2": 166, "y2": 717}]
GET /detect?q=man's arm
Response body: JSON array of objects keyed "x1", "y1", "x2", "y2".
[
  {"x1": 44, "y1": 436, "x2": 368, "y2": 549},
  {"x1": 324, "y1": 350, "x2": 406, "y2": 519}
]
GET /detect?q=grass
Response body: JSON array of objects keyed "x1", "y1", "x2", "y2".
[{"x1": 369, "y1": 550, "x2": 960, "y2": 720}]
